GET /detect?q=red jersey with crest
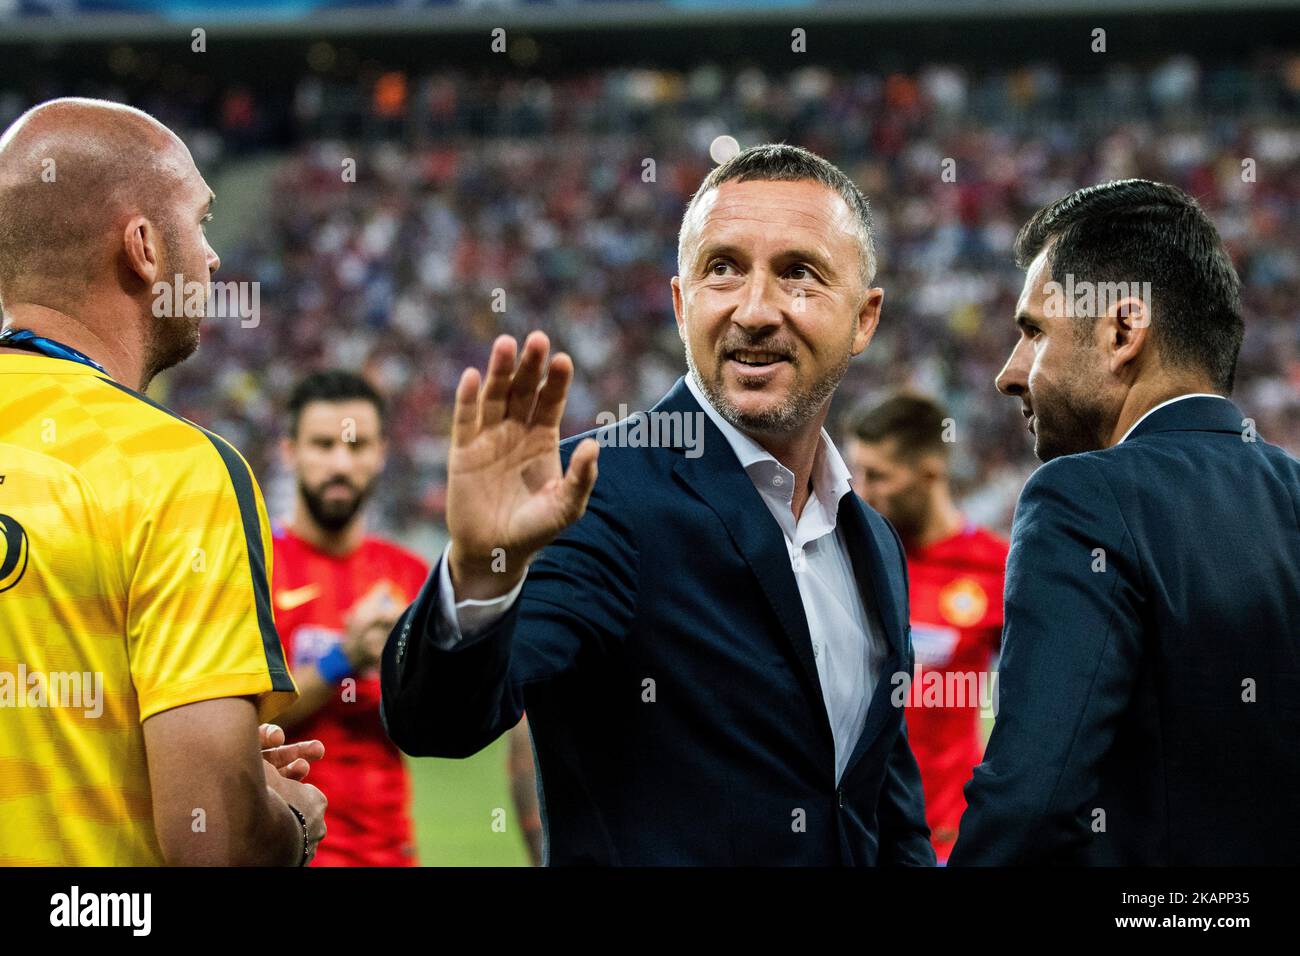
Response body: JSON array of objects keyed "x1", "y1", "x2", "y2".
[
  {"x1": 271, "y1": 527, "x2": 429, "y2": 867},
  {"x1": 903, "y1": 523, "x2": 1008, "y2": 862}
]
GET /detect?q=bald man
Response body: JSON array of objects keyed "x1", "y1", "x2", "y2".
[{"x1": 0, "y1": 98, "x2": 327, "y2": 866}]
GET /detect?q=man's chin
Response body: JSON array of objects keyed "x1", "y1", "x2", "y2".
[{"x1": 1033, "y1": 428, "x2": 1091, "y2": 463}]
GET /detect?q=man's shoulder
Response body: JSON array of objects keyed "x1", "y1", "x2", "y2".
[
  {"x1": 1, "y1": 366, "x2": 249, "y2": 504},
  {"x1": 1021, "y1": 446, "x2": 1141, "y2": 499}
]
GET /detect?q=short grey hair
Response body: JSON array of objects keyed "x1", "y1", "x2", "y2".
[{"x1": 676, "y1": 142, "x2": 878, "y2": 288}]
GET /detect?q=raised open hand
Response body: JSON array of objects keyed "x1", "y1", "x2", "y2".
[{"x1": 446, "y1": 331, "x2": 599, "y2": 600}]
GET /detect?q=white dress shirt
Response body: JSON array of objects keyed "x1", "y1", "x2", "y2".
[{"x1": 432, "y1": 373, "x2": 887, "y2": 782}]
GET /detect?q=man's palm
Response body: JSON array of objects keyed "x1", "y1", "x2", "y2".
[{"x1": 446, "y1": 332, "x2": 599, "y2": 595}]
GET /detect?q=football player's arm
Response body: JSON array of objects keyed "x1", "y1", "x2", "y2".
[
  {"x1": 144, "y1": 697, "x2": 325, "y2": 866},
  {"x1": 949, "y1": 457, "x2": 1143, "y2": 865},
  {"x1": 277, "y1": 583, "x2": 401, "y2": 730},
  {"x1": 508, "y1": 716, "x2": 543, "y2": 865},
  {"x1": 129, "y1": 435, "x2": 325, "y2": 864}
]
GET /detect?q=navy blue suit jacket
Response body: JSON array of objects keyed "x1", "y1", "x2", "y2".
[
  {"x1": 381, "y1": 377, "x2": 933, "y2": 865},
  {"x1": 951, "y1": 396, "x2": 1300, "y2": 865}
]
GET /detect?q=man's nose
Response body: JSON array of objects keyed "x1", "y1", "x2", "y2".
[
  {"x1": 996, "y1": 341, "x2": 1029, "y2": 397},
  {"x1": 732, "y1": 269, "x2": 783, "y2": 333},
  {"x1": 207, "y1": 240, "x2": 221, "y2": 277},
  {"x1": 330, "y1": 442, "x2": 355, "y2": 470}
]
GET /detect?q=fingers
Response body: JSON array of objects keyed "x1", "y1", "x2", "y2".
[
  {"x1": 506, "y1": 331, "x2": 550, "y2": 422},
  {"x1": 277, "y1": 757, "x2": 311, "y2": 782},
  {"x1": 462, "y1": 333, "x2": 570, "y2": 437},
  {"x1": 477, "y1": 335, "x2": 519, "y2": 430},
  {"x1": 259, "y1": 723, "x2": 286, "y2": 750},
  {"x1": 451, "y1": 366, "x2": 481, "y2": 449},
  {"x1": 262, "y1": 739, "x2": 325, "y2": 772},
  {"x1": 559, "y1": 437, "x2": 600, "y2": 520},
  {"x1": 533, "y1": 351, "x2": 574, "y2": 430}
]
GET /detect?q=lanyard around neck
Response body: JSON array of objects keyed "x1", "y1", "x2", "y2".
[{"x1": 0, "y1": 328, "x2": 108, "y2": 374}]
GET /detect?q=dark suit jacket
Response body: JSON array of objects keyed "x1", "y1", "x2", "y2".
[
  {"x1": 381, "y1": 377, "x2": 933, "y2": 865},
  {"x1": 951, "y1": 396, "x2": 1300, "y2": 865}
]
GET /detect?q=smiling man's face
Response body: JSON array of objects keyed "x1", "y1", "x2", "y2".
[
  {"x1": 671, "y1": 178, "x2": 881, "y2": 438},
  {"x1": 996, "y1": 246, "x2": 1112, "y2": 461}
]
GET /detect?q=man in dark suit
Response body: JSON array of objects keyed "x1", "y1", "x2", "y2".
[
  {"x1": 381, "y1": 144, "x2": 933, "y2": 865},
  {"x1": 950, "y1": 179, "x2": 1300, "y2": 865}
]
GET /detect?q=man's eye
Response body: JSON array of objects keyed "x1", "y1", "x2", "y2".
[
  {"x1": 787, "y1": 265, "x2": 812, "y2": 280},
  {"x1": 708, "y1": 260, "x2": 733, "y2": 276}
]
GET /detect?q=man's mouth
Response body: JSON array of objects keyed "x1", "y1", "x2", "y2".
[{"x1": 726, "y1": 348, "x2": 792, "y2": 376}]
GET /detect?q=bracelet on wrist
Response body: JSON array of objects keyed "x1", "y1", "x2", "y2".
[{"x1": 286, "y1": 803, "x2": 311, "y2": 867}]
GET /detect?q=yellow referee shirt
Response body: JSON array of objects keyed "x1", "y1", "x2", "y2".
[{"x1": 0, "y1": 354, "x2": 297, "y2": 865}]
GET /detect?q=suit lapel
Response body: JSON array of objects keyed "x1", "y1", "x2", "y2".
[
  {"x1": 651, "y1": 377, "x2": 910, "y2": 776},
  {"x1": 837, "y1": 494, "x2": 909, "y2": 781},
  {"x1": 672, "y1": 447, "x2": 828, "y2": 709},
  {"x1": 655, "y1": 381, "x2": 828, "y2": 713}
]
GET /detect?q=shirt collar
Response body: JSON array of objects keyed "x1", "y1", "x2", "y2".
[
  {"x1": 684, "y1": 371, "x2": 854, "y2": 509},
  {"x1": 1117, "y1": 393, "x2": 1230, "y2": 445}
]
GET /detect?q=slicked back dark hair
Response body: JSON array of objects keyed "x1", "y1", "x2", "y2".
[
  {"x1": 287, "y1": 370, "x2": 386, "y2": 438},
  {"x1": 677, "y1": 142, "x2": 877, "y2": 286},
  {"x1": 1015, "y1": 178, "x2": 1243, "y2": 393},
  {"x1": 848, "y1": 392, "x2": 951, "y2": 462}
]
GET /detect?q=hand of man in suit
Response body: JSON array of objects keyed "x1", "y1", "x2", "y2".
[{"x1": 446, "y1": 331, "x2": 602, "y2": 602}]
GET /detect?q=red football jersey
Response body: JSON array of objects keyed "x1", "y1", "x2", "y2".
[
  {"x1": 271, "y1": 527, "x2": 429, "y2": 867},
  {"x1": 902, "y1": 523, "x2": 1008, "y2": 862}
]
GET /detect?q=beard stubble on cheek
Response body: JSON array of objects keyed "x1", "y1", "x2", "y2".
[
  {"x1": 142, "y1": 230, "x2": 204, "y2": 385},
  {"x1": 1031, "y1": 352, "x2": 1110, "y2": 462}
]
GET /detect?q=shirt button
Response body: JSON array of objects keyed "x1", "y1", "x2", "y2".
[
  {"x1": 812, "y1": 641, "x2": 821, "y2": 659},
  {"x1": 837, "y1": 789, "x2": 845, "y2": 808},
  {"x1": 772, "y1": 474, "x2": 785, "y2": 487}
]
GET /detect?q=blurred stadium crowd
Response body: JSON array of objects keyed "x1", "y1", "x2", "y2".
[{"x1": 4, "y1": 54, "x2": 1297, "y2": 537}]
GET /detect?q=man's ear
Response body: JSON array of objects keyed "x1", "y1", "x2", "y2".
[
  {"x1": 852, "y1": 287, "x2": 884, "y2": 356},
  {"x1": 918, "y1": 452, "x2": 945, "y2": 488},
  {"x1": 671, "y1": 275, "x2": 686, "y2": 344},
  {"x1": 122, "y1": 216, "x2": 162, "y2": 288},
  {"x1": 1106, "y1": 295, "x2": 1152, "y2": 376},
  {"x1": 278, "y1": 436, "x2": 296, "y2": 473}
]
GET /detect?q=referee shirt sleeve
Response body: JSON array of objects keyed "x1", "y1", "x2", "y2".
[{"x1": 126, "y1": 430, "x2": 298, "y2": 723}]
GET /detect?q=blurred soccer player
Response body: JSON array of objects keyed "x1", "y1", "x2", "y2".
[
  {"x1": 846, "y1": 393, "x2": 1007, "y2": 863},
  {"x1": 0, "y1": 97, "x2": 325, "y2": 865},
  {"x1": 952, "y1": 179, "x2": 1300, "y2": 865},
  {"x1": 270, "y1": 371, "x2": 434, "y2": 865}
]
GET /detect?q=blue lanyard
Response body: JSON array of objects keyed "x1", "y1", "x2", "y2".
[{"x1": 0, "y1": 328, "x2": 107, "y2": 374}]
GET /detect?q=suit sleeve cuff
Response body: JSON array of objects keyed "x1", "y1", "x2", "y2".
[{"x1": 432, "y1": 542, "x2": 526, "y2": 648}]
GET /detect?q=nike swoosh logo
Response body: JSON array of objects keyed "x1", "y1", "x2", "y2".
[{"x1": 275, "y1": 583, "x2": 321, "y2": 611}]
